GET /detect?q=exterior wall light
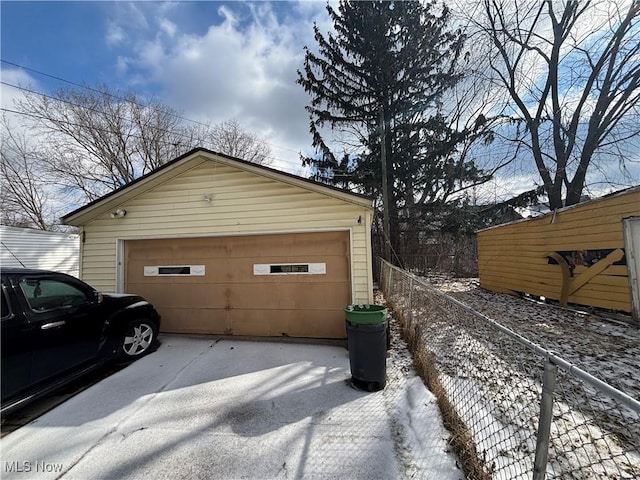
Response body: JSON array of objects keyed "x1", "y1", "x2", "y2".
[{"x1": 110, "y1": 209, "x2": 127, "y2": 218}]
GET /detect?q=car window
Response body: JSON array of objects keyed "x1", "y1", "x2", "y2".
[
  {"x1": 19, "y1": 278, "x2": 90, "y2": 312},
  {"x1": 1, "y1": 287, "x2": 12, "y2": 320}
]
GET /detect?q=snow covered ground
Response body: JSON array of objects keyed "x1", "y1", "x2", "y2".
[
  {"x1": 1, "y1": 333, "x2": 464, "y2": 480},
  {"x1": 425, "y1": 274, "x2": 640, "y2": 402},
  {"x1": 383, "y1": 270, "x2": 640, "y2": 479},
  {"x1": 383, "y1": 308, "x2": 465, "y2": 478}
]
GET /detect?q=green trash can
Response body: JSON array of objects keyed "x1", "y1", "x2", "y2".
[{"x1": 344, "y1": 304, "x2": 388, "y2": 391}]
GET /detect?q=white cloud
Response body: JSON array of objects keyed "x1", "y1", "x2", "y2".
[
  {"x1": 115, "y1": 56, "x2": 130, "y2": 75},
  {"x1": 105, "y1": 2, "x2": 151, "y2": 47},
  {"x1": 120, "y1": 2, "x2": 150, "y2": 30},
  {"x1": 99, "y1": 1, "x2": 637, "y2": 195},
  {"x1": 217, "y1": 4, "x2": 239, "y2": 30},
  {"x1": 106, "y1": 21, "x2": 126, "y2": 47},
  {"x1": 159, "y1": 18, "x2": 177, "y2": 38},
  {"x1": 107, "y1": 2, "x2": 322, "y2": 172},
  {"x1": 1, "y1": 68, "x2": 36, "y2": 105}
]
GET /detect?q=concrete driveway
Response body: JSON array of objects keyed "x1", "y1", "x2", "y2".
[{"x1": 1, "y1": 334, "x2": 462, "y2": 479}]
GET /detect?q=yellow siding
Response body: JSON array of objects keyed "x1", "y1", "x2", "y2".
[
  {"x1": 80, "y1": 159, "x2": 373, "y2": 304},
  {"x1": 478, "y1": 188, "x2": 639, "y2": 313}
]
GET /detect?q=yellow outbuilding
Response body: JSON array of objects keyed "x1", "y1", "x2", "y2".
[{"x1": 477, "y1": 186, "x2": 640, "y2": 322}]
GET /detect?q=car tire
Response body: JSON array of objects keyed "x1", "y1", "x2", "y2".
[{"x1": 120, "y1": 319, "x2": 158, "y2": 360}]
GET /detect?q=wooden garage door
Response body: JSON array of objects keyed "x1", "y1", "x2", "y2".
[{"x1": 124, "y1": 231, "x2": 351, "y2": 338}]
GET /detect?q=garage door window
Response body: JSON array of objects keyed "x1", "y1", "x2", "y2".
[
  {"x1": 253, "y1": 263, "x2": 326, "y2": 275},
  {"x1": 144, "y1": 265, "x2": 205, "y2": 276}
]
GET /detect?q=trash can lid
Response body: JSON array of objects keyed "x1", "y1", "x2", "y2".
[{"x1": 344, "y1": 304, "x2": 388, "y2": 325}]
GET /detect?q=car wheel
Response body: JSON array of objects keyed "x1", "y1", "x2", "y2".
[{"x1": 121, "y1": 319, "x2": 158, "y2": 359}]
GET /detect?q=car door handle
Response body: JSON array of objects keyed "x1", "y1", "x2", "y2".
[{"x1": 41, "y1": 321, "x2": 66, "y2": 330}]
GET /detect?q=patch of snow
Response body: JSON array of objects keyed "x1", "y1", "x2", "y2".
[
  {"x1": 424, "y1": 274, "x2": 640, "y2": 400},
  {"x1": 383, "y1": 272, "x2": 640, "y2": 479},
  {"x1": 379, "y1": 289, "x2": 464, "y2": 479}
]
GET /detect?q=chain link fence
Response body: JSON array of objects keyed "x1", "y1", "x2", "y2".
[{"x1": 379, "y1": 259, "x2": 640, "y2": 480}]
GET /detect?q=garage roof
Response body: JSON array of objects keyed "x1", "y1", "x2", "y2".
[{"x1": 61, "y1": 147, "x2": 375, "y2": 226}]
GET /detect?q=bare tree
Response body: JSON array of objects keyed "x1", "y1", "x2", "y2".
[
  {"x1": 0, "y1": 115, "x2": 55, "y2": 230},
  {"x1": 15, "y1": 85, "x2": 209, "y2": 200},
  {"x1": 7, "y1": 82, "x2": 276, "y2": 213},
  {"x1": 468, "y1": 0, "x2": 640, "y2": 208},
  {"x1": 209, "y1": 119, "x2": 271, "y2": 165}
]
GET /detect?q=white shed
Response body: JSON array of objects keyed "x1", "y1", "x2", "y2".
[{"x1": 0, "y1": 226, "x2": 80, "y2": 277}]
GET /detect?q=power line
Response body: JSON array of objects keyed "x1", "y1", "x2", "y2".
[
  {"x1": 1, "y1": 105, "x2": 311, "y2": 175},
  {"x1": 0, "y1": 81, "x2": 313, "y2": 173},
  {"x1": 0, "y1": 80, "x2": 234, "y2": 152},
  {"x1": 0, "y1": 87, "x2": 583, "y2": 180},
  {"x1": 4, "y1": 58, "x2": 599, "y2": 173},
  {"x1": 1, "y1": 59, "x2": 210, "y2": 128},
  {"x1": 10, "y1": 59, "x2": 623, "y2": 183},
  {"x1": 1, "y1": 106, "x2": 191, "y2": 148},
  {"x1": 1, "y1": 59, "x2": 308, "y2": 158}
]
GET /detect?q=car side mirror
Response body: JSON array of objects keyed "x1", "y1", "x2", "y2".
[{"x1": 93, "y1": 291, "x2": 104, "y2": 304}]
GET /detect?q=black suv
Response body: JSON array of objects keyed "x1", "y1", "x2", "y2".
[{"x1": 1, "y1": 267, "x2": 161, "y2": 414}]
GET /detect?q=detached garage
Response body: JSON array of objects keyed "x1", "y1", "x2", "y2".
[{"x1": 62, "y1": 148, "x2": 375, "y2": 339}]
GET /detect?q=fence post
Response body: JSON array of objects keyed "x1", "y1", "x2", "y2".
[
  {"x1": 382, "y1": 261, "x2": 387, "y2": 295},
  {"x1": 407, "y1": 275, "x2": 415, "y2": 328},
  {"x1": 533, "y1": 359, "x2": 558, "y2": 480}
]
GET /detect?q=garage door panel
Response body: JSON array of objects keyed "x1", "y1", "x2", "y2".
[
  {"x1": 286, "y1": 311, "x2": 345, "y2": 338},
  {"x1": 125, "y1": 243, "x2": 227, "y2": 261},
  {"x1": 228, "y1": 311, "x2": 284, "y2": 337},
  {"x1": 217, "y1": 232, "x2": 348, "y2": 257},
  {"x1": 125, "y1": 231, "x2": 351, "y2": 338},
  {"x1": 222, "y1": 257, "x2": 349, "y2": 283},
  {"x1": 230, "y1": 310, "x2": 345, "y2": 338},
  {"x1": 125, "y1": 232, "x2": 349, "y2": 259},
  {"x1": 244, "y1": 257, "x2": 350, "y2": 282},
  {"x1": 159, "y1": 308, "x2": 346, "y2": 338},
  {"x1": 231, "y1": 282, "x2": 351, "y2": 310},
  {"x1": 126, "y1": 282, "x2": 351, "y2": 311},
  {"x1": 126, "y1": 256, "x2": 349, "y2": 284},
  {"x1": 160, "y1": 308, "x2": 230, "y2": 334},
  {"x1": 125, "y1": 283, "x2": 228, "y2": 309}
]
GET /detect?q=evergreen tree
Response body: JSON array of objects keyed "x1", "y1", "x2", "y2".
[{"x1": 298, "y1": 0, "x2": 489, "y2": 256}]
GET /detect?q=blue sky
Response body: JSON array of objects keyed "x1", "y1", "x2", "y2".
[
  {"x1": 2, "y1": 2, "x2": 119, "y2": 88},
  {"x1": 1, "y1": 1, "x2": 638, "y2": 203},
  {"x1": 1, "y1": 2, "x2": 205, "y2": 91},
  {"x1": 1, "y1": 1, "x2": 306, "y2": 91},
  {"x1": 1, "y1": 1, "x2": 330, "y2": 175}
]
